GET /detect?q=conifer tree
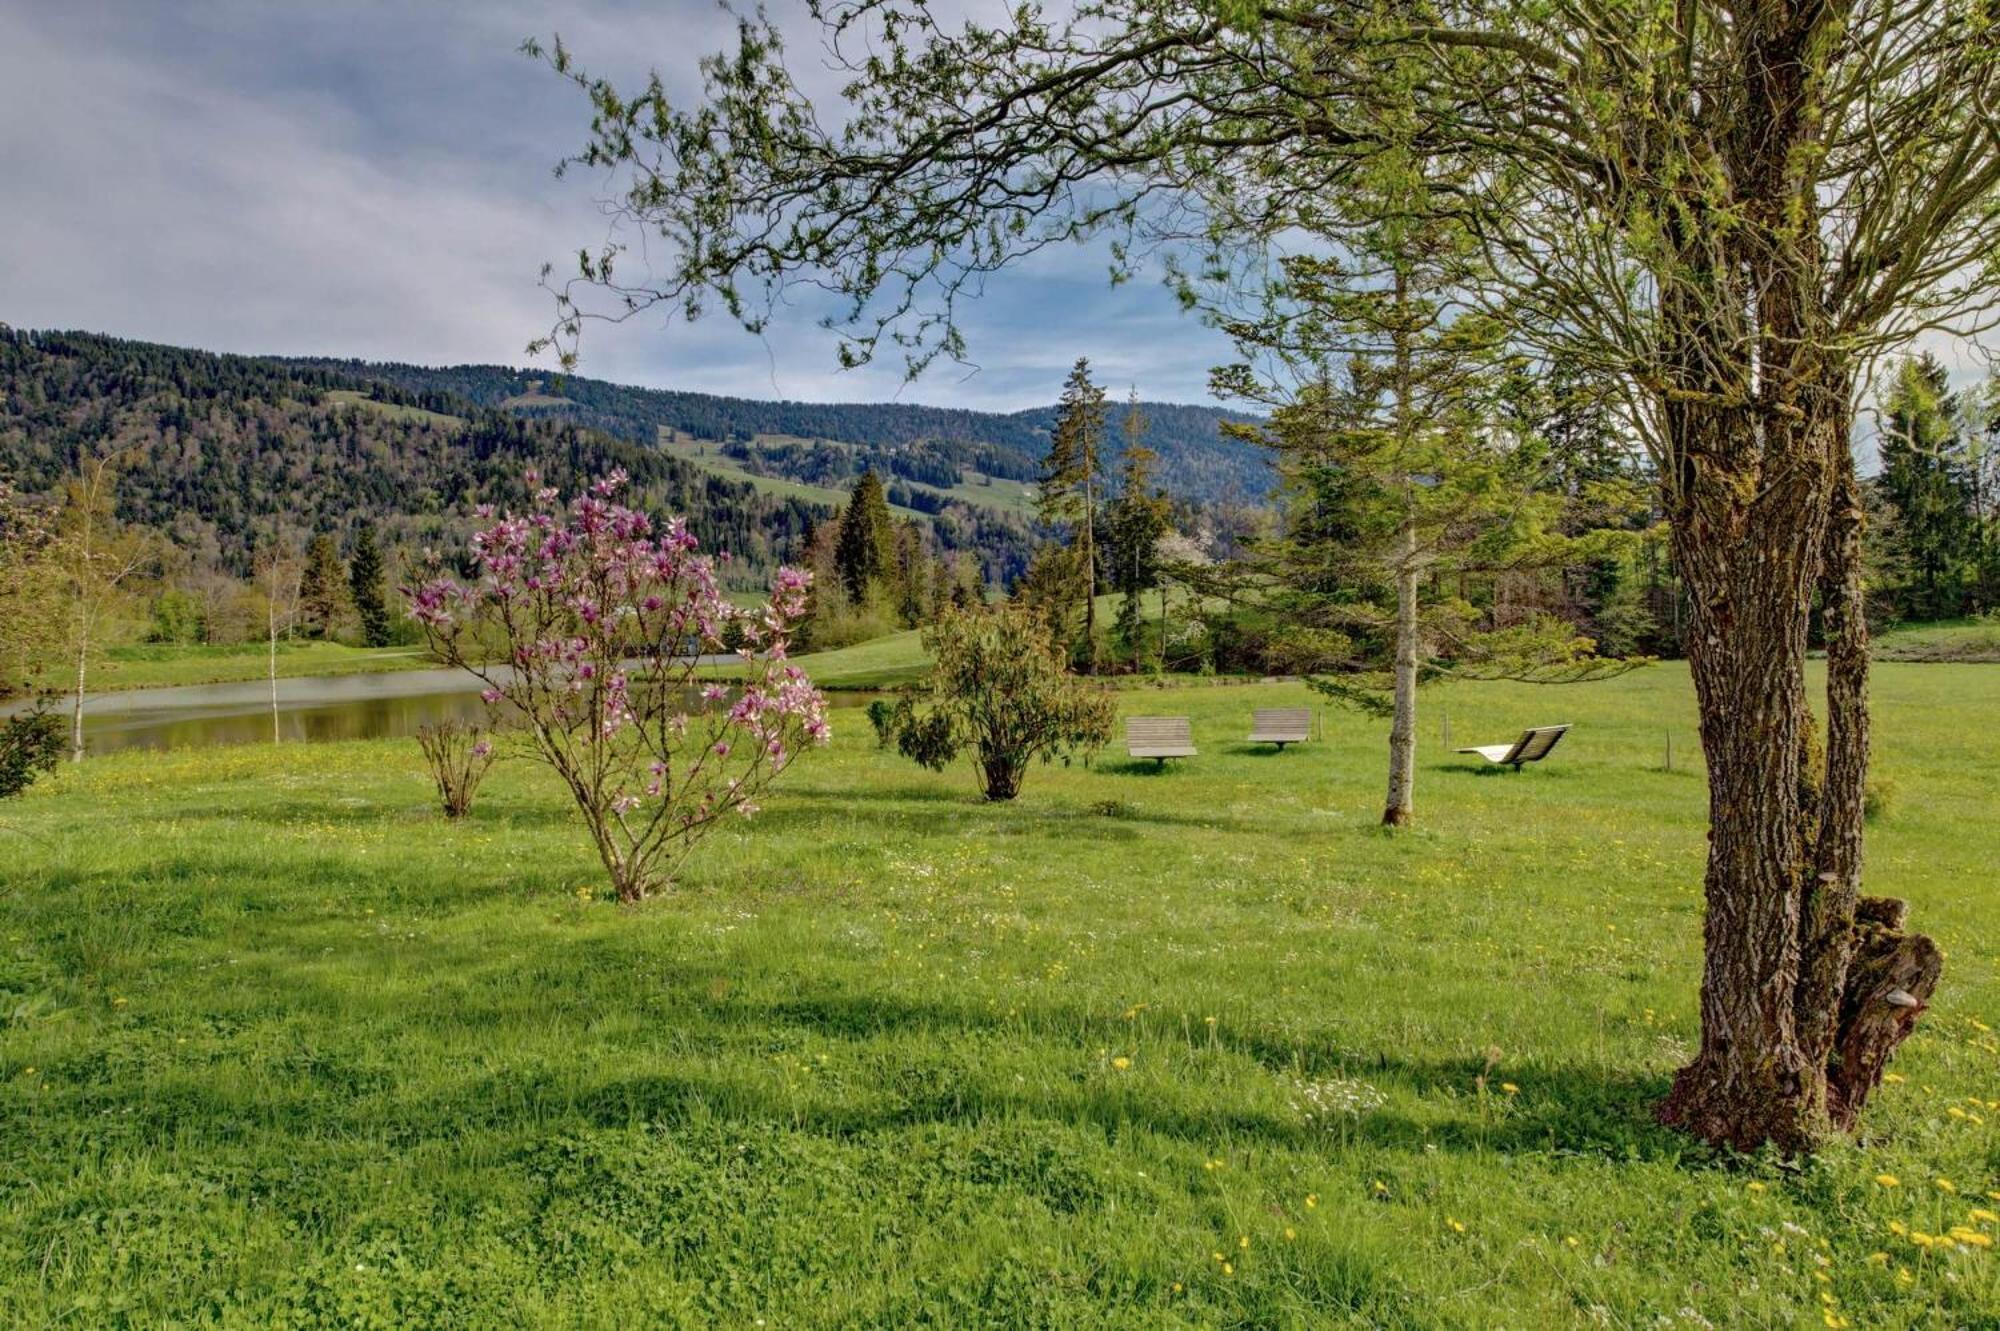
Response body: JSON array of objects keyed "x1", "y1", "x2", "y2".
[
  {"x1": 833, "y1": 469, "x2": 896, "y2": 604},
  {"x1": 1106, "y1": 391, "x2": 1169, "y2": 668},
  {"x1": 347, "y1": 525, "x2": 392, "y2": 647},
  {"x1": 1037, "y1": 358, "x2": 1107, "y2": 667},
  {"x1": 1876, "y1": 356, "x2": 1977, "y2": 621}
]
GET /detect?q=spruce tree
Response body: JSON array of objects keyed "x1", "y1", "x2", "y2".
[
  {"x1": 348, "y1": 525, "x2": 392, "y2": 647},
  {"x1": 1038, "y1": 358, "x2": 1107, "y2": 667},
  {"x1": 1876, "y1": 356, "x2": 1977, "y2": 621},
  {"x1": 833, "y1": 469, "x2": 897, "y2": 604},
  {"x1": 1106, "y1": 391, "x2": 1169, "y2": 668}
]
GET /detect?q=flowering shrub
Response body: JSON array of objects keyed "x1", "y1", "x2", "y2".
[
  {"x1": 415, "y1": 718, "x2": 498, "y2": 819},
  {"x1": 408, "y1": 470, "x2": 828, "y2": 899}
]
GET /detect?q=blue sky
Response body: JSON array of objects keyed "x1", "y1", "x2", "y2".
[{"x1": 0, "y1": 1, "x2": 1235, "y2": 411}]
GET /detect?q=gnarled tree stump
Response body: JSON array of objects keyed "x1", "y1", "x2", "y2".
[{"x1": 1826, "y1": 896, "x2": 1943, "y2": 1129}]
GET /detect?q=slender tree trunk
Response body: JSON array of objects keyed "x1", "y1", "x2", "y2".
[
  {"x1": 1383, "y1": 518, "x2": 1419, "y2": 827},
  {"x1": 1381, "y1": 265, "x2": 1418, "y2": 828},
  {"x1": 268, "y1": 597, "x2": 281, "y2": 744},
  {"x1": 1082, "y1": 461, "x2": 1099, "y2": 671},
  {"x1": 70, "y1": 626, "x2": 88, "y2": 763}
]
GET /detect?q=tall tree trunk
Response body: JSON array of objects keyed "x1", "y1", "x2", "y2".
[
  {"x1": 1651, "y1": 0, "x2": 1936, "y2": 1151},
  {"x1": 1082, "y1": 464, "x2": 1099, "y2": 672},
  {"x1": 1381, "y1": 265, "x2": 1418, "y2": 828},
  {"x1": 1383, "y1": 518, "x2": 1419, "y2": 827},
  {"x1": 1656, "y1": 393, "x2": 1831, "y2": 1150}
]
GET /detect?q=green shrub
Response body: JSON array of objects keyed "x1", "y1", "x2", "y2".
[
  {"x1": 0, "y1": 705, "x2": 63, "y2": 798},
  {"x1": 888, "y1": 602, "x2": 1115, "y2": 800}
]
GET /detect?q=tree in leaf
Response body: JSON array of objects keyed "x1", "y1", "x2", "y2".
[
  {"x1": 531, "y1": 0, "x2": 2000, "y2": 1150},
  {"x1": 52, "y1": 449, "x2": 154, "y2": 761},
  {"x1": 347, "y1": 525, "x2": 393, "y2": 647},
  {"x1": 0, "y1": 477, "x2": 60, "y2": 700},
  {"x1": 1215, "y1": 125, "x2": 1637, "y2": 826},
  {"x1": 297, "y1": 532, "x2": 348, "y2": 640},
  {"x1": 887, "y1": 601, "x2": 1115, "y2": 801}
]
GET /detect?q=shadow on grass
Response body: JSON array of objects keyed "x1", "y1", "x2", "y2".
[
  {"x1": 1428, "y1": 762, "x2": 1577, "y2": 779},
  {"x1": 135, "y1": 941, "x2": 1695, "y2": 1170},
  {"x1": 1099, "y1": 759, "x2": 1199, "y2": 778}
]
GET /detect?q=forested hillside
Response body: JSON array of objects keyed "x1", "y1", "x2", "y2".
[
  {"x1": 286, "y1": 357, "x2": 1270, "y2": 502},
  {"x1": 0, "y1": 331, "x2": 814, "y2": 580}
]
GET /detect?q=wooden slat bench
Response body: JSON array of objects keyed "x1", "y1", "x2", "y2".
[
  {"x1": 1247, "y1": 708, "x2": 1312, "y2": 750},
  {"x1": 1456, "y1": 723, "x2": 1571, "y2": 771},
  {"x1": 1127, "y1": 715, "x2": 1197, "y2": 765}
]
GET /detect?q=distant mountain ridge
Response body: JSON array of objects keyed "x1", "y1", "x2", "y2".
[
  {"x1": 282, "y1": 358, "x2": 1272, "y2": 504},
  {"x1": 0, "y1": 329, "x2": 1072, "y2": 586}
]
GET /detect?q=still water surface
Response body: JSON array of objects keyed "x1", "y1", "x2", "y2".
[{"x1": 60, "y1": 667, "x2": 881, "y2": 756}]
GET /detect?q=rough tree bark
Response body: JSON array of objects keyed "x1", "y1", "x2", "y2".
[{"x1": 1653, "y1": 8, "x2": 1940, "y2": 1144}]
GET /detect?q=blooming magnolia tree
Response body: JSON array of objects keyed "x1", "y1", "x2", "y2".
[{"x1": 408, "y1": 471, "x2": 828, "y2": 900}]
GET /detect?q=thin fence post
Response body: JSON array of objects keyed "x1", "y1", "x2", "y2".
[
  {"x1": 1665, "y1": 728, "x2": 1673, "y2": 773},
  {"x1": 1442, "y1": 706, "x2": 1450, "y2": 752}
]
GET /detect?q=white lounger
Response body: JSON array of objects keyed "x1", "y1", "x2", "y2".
[{"x1": 1457, "y1": 724, "x2": 1571, "y2": 771}]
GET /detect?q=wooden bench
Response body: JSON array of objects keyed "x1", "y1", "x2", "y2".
[
  {"x1": 1127, "y1": 715, "x2": 1197, "y2": 765},
  {"x1": 1247, "y1": 708, "x2": 1312, "y2": 750},
  {"x1": 1456, "y1": 723, "x2": 1571, "y2": 771}
]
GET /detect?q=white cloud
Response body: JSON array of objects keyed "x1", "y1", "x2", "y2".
[{"x1": 0, "y1": 0, "x2": 1234, "y2": 411}]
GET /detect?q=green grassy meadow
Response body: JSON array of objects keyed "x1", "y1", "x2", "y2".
[
  {"x1": 1875, "y1": 617, "x2": 2000, "y2": 663},
  {"x1": 4, "y1": 664, "x2": 2000, "y2": 1326}
]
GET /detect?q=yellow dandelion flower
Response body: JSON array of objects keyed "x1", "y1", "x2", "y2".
[
  {"x1": 1171, "y1": 1282, "x2": 1183, "y2": 1294},
  {"x1": 1372, "y1": 1180, "x2": 1388, "y2": 1195},
  {"x1": 1747, "y1": 1181, "x2": 1768, "y2": 1194},
  {"x1": 1866, "y1": 1251, "x2": 1889, "y2": 1266},
  {"x1": 1446, "y1": 1217, "x2": 1466, "y2": 1233},
  {"x1": 1564, "y1": 1235, "x2": 1580, "y2": 1248},
  {"x1": 1238, "y1": 1235, "x2": 1249, "y2": 1250},
  {"x1": 1883, "y1": 1073, "x2": 1905, "y2": 1084},
  {"x1": 1501, "y1": 1083, "x2": 1519, "y2": 1095},
  {"x1": 1111, "y1": 1056, "x2": 1131, "y2": 1071},
  {"x1": 1212, "y1": 1251, "x2": 1225, "y2": 1262},
  {"x1": 1306, "y1": 1193, "x2": 1318, "y2": 1208},
  {"x1": 1889, "y1": 1220, "x2": 1909, "y2": 1236},
  {"x1": 1222, "y1": 1262, "x2": 1234, "y2": 1276},
  {"x1": 1284, "y1": 1228, "x2": 1297, "y2": 1241},
  {"x1": 1876, "y1": 1174, "x2": 1900, "y2": 1188},
  {"x1": 1970, "y1": 1209, "x2": 1998, "y2": 1225},
  {"x1": 1949, "y1": 1107, "x2": 1967, "y2": 1120},
  {"x1": 1936, "y1": 1178, "x2": 1958, "y2": 1194}
]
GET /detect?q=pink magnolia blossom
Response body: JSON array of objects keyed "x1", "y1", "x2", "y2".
[{"x1": 406, "y1": 470, "x2": 829, "y2": 901}]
